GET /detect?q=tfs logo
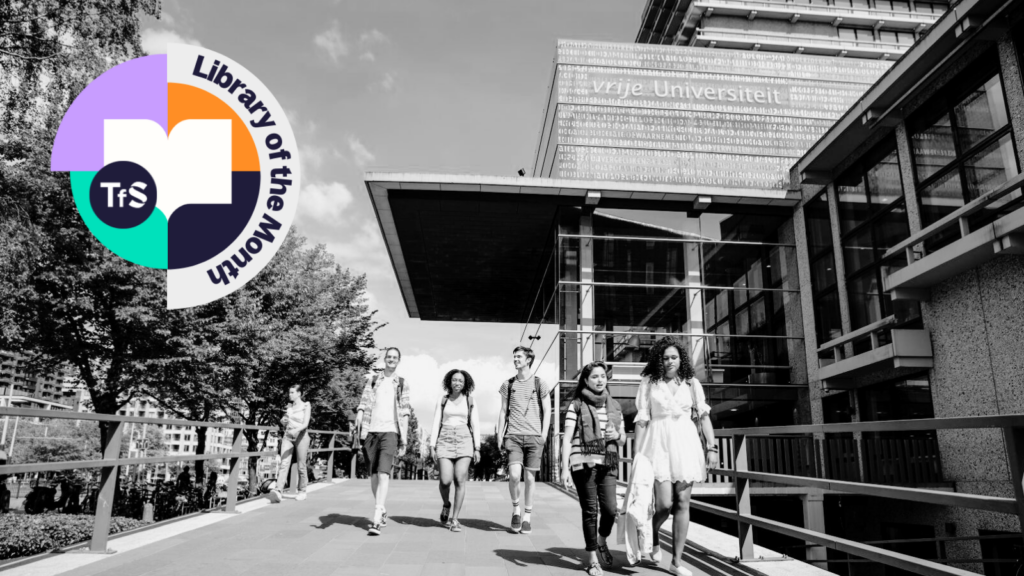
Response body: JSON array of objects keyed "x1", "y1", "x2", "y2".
[{"x1": 89, "y1": 160, "x2": 158, "y2": 229}]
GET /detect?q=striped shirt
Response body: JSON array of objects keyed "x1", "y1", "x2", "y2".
[
  {"x1": 565, "y1": 402, "x2": 609, "y2": 469},
  {"x1": 499, "y1": 376, "x2": 550, "y2": 436}
]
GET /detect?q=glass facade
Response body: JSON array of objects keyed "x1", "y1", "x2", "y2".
[
  {"x1": 805, "y1": 190, "x2": 843, "y2": 359},
  {"x1": 834, "y1": 137, "x2": 920, "y2": 342},
  {"x1": 556, "y1": 208, "x2": 806, "y2": 431},
  {"x1": 909, "y1": 51, "x2": 1020, "y2": 251}
]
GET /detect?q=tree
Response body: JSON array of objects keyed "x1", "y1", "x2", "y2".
[
  {"x1": 475, "y1": 434, "x2": 502, "y2": 481},
  {"x1": 0, "y1": 0, "x2": 168, "y2": 450},
  {"x1": 207, "y1": 232, "x2": 379, "y2": 493},
  {"x1": 396, "y1": 409, "x2": 423, "y2": 479}
]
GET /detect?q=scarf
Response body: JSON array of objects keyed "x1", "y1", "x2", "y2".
[{"x1": 579, "y1": 387, "x2": 622, "y2": 467}]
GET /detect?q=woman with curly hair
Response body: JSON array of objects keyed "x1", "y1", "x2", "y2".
[
  {"x1": 428, "y1": 369, "x2": 481, "y2": 532},
  {"x1": 631, "y1": 336, "x2": 718, "y2": 576}
]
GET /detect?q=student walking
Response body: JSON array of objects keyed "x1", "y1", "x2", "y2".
[
  {"x1": 267, "y1": 383, "x2": 312, "y2": 503},
  {"x1": 631, "y1": 337, "x2": 718, "y2": 576},
  {"x1": 497, "y1": 345, "x2": 551, "y2": 534},
  {"x1": 354, "y1": 347, "x2": 411, "y2": 536},
  {"x1": 561, "y1": 361, "x2": 625, "y2": 576},
  {"x1": 428, "y1": 369, "x2": 481, "y2": 532}
]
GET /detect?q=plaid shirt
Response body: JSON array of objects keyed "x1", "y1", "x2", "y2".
[{"x1": 356, "y1": 372, "x2": 411, "y2": 441}]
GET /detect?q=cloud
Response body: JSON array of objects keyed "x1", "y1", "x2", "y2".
[
  {"x1": 359, "y1": 52, "x2": 376, "y2": 62},
  {"x1": 347, "y1": 137, "x2": 375, "y2": 168},
  {"x1": 314, "y1": 22, "x2": 349, "y2": 64},
  {"x1": 141, "y1": 28, "x2": 201, "y2": 55},
  {"x1": 359, "y1": 29, "x2": 389, "y2": 46},
  {"x1": 396, "y1": 354, "x2": 559, "y2": 445},
  {"x1": 379, "y1": 72, "x2": 397, "y2": 93},
  {"x1": 296, "y1": 181, "x2": 353, "y2": 226}
]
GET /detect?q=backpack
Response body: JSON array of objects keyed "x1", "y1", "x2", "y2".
[
  {"x1": 503, "y1": 376, "x2": 547, "y2": 434},
  {"x1": 441, "y1": 394, "x2": 475, "y2": 440}
]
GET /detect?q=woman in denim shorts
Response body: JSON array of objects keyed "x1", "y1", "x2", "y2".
[{"x1": 428, "y1": 369, "x2": 481, "y2": 532}]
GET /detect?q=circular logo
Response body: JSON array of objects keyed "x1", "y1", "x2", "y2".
[
  {"x1": 50, "y1": 44, "x2": 301, "y2": 309},
  {"x1": 89, "y1": 161, "x2": 157, "y2": 229}
]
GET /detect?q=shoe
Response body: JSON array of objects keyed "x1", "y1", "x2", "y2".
[
  {"x1": 440, "y1": 504, "x2": 451, "y2": 524},
  {"x1": 449, "y1": 520, "x2": 462, "y2": 532},
  {"x1": 266, "y1": 489, "x2": 282, "y2": 504},
  {"x1": 650, "y1": 545, "x2": 662, "y2": 564},
  {"x1": 670, "y1": 561, "x2": 693, "y2": 576},
  {"x1": 368, "y1": 522, "x2": 381, "y2": 536},
  {"x1": 520, "y1": 519, "x2": 532, "y2": 534},
  {"x1": 381, "y1": 510, "x2": 387, "y2": 527},
  {"x1": 584, "y1": 561, "x2": 604, "y2": 576},
  {"x1": 510, "y1": 513, "x2": 522, "y2": 533},
  {"x1": 296, "y1": 491, "x2": 307, "y2": 501}
]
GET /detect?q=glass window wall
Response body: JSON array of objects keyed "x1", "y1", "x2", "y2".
[
  {"x1": 805, "y1": 190, "x2": 843, "y2": 354},
  {"x1": 909, "y1": 52, "x2": 1020, "y2": 252}
]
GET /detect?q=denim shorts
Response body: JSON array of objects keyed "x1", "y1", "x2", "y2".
[{"x1": 504, "y1": 434, "x2": 544, "y2": 471}]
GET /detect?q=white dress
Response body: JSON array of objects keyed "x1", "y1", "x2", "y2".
[{"x1": 634, "y1": 375, "x2": 710, "y2": 484}]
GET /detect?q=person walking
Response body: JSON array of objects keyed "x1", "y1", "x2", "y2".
[
  {"x1": 428, "y1": 369, "x2": 481, "y2": 532},
  {"x1": 354, "y1": 347, "x2": 411, "y2": 536},
  {"x1": 266, "y1": 383, "x2": 311, "y2": 503},
  {"x1": 631, "y1": 337, "x2": 718, "y2": 576},
  {"x1": 561, "y1": 361, "x2": 625, "y2": 576},
  {"x1": 497, "y1": 345, "x2": 551, "y2": 534}
]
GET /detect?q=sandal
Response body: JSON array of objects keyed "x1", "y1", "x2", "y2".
[
  {"x1": 596, "y1": 544, "x2": 613, "y2": 567},
  {"x1": 440, "y1": 504, "x2": 451, "y2": 524},
  {"x1": 584, "y1": 561, "x2": 603, "y2": 576}
]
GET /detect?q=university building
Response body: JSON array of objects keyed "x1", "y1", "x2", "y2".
[{"x1": 364, "y1": 0, "x2": 1024, "y2": 572}]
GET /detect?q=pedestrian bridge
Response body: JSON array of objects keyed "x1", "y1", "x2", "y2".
[{"x1": 0, "y1": 480, "x2": 819, "y2": 576}]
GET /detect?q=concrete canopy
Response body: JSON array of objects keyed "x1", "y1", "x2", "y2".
[{"x1": 364, "y1": 173, "x2": 798, "y2": 323}]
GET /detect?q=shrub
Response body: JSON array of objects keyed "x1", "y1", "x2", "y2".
[{"x1": 0, "y1": 513, "x2": 149, "y2": 560}]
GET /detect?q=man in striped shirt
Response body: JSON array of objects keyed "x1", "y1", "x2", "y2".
[{"x1": 497, "y1": 346, "x2": 551, "y2": 534}]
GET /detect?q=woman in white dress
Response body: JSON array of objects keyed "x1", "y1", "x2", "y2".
[
  {"x1": 267, "y1": 383, "x2": 312, "y2": 503},
  {"x1": 634, "y1": 337, "x2": 718, "y2": 576}
]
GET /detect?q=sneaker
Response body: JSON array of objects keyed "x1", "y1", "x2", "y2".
[
  {"x1": 381, "y1": 510, "x2": 387, "y2": 527},
  {"x1": 440, "y1": 504, "x2": 451, "y2": 524},
  {"x1": 368, "y1": 522, "x2": 381, "y2": 536},
  {"x1": 510, "y1": 513, "x2": 522, "y2": 533},
  {"x1": 266, "y1": 489, "x2": 282, "y2": 504},
  {"x1": 449, "y1": 520, "x2": 462, "y2": 532},
  {"x1": 296, "y1": 491, "x2": 307, "y2": 501},
  {"x1": 521, "y1": 519, "x2": 532, "y2": 534}
]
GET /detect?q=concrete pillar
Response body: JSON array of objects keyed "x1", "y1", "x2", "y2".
[
  {"x1": 997, "y1": 35, "x2": 1024, "y2": 170},
  {"x1": 894, "y1": 121, "x2": 924, "y2": 236},
  {"x1": 825, "y1": 183, "x2": 853, "y2": 358},
  {"x1": 684, "y1": 242, "x2": 706, "y2": 379},
  {"x1": 580, "y1": 213, "x2": 596, "y2": 366},
  {"x1": 801, "y1": 491, "x2": 828, "y2": 566}
]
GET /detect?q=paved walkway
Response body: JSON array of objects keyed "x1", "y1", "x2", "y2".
[{"x1": 7, "y1": 480, "x2": 744, "y2": 576}]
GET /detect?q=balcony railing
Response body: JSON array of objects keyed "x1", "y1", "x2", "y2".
[
  {"x1": 0, "y1": 407, "x2": 347, "y2": 553},
  {"x1": 677, "y1": 415, "x2": 1024, "y2": 576},
  {"x1": 882, "y1": 172, "x2": 1024, "y2": 301},
  {"x1": 695, "y1": 27, "x2": 911, "y2": 56},
  {"x1": 816, "y1": 315, "x2": 933, "y2": 388},
  {"x1": 693, "y1": 0, "x2": 941, "y2": 27}
]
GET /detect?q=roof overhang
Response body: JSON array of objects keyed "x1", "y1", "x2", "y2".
[
  {"x1": 365, "y1": 173, "x2": 799, "y2": 322},
  {"x1": 796, "y1": 0, "x2": 1018, "y2": 181}
]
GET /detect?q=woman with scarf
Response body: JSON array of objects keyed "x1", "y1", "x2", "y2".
[
  {"x1": 630, "y1": 336, "x2": 718, "y2": 576},
  {"x1": 561, "y1": 361, "x2": 625, "y2": 576}
]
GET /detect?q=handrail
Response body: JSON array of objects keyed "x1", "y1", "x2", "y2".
[
  {"x1": 558, "y1": 329, "x2": 804, "y2": 340},
  {"x1": 882, "y1": 171, "x2": 1024, "y2": 262},
  {"x1": 696, "y1": 27, "x2": 911, "y2": 50},
  {"x1": 558, "y1": 233, "x2": 797, "y2": 248},
  {"x1": 558, "y1": 280, "x2": 799, "y2": 293},
  {"x1": 0, "y1": 406, "x2": 346, "y2": 554},
  {"x1": 817, "y1": 315, "x2": 895, "y2": 353},
  {"x1": 717, "y1": 413, "x2": 1024, "y2": 435}
]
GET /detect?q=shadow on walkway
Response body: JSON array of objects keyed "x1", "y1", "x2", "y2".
[
  {"x1": 388, "y1": 515, "x2": 438, "y2": 528},
  {"x1": 494, "y1": 547, "x2": 647, "y2": 575},
  {"x1": 312, "y1": 514, "x2": 371, "y2": 530},
  {"x1": 458, "y1": 518, "x2": 509, "y2": 532}
]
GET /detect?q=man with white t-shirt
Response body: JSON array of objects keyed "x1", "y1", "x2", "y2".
[{"x1": 354, "y1": 347, "x2": 410, "y2": 536}]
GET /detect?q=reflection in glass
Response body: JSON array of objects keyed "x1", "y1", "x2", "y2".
[
  {"x1": 953, "y1": 74, "x2": 1009, "y2": 152},
  {"x1": 843, "y1": 227, "x2": 875, "y2": 275},
  {"x1": 918, "y1": 168, "x2": 963, "y2": 228},
  {"x1": 847, "y1": 271, "x2": 884, "y2": 330},
  {"x1": 815, "y1": 291, "x2": 843, "y2": 345},
  {"x1": 837, "y1": 170, "x2": 869, "y2": 234},
  {"x1": 805, "y1": 192, "x2": 834, "y2": 256},
  {"x1": 912, "y1": 111, "x2": 956, "y2": 182},
  {"x1": 811, "y1": 252, "x2": 837, "y2": 293},
  {"x1": 866, "y1": 149, "x2": 903, "y2": 207},
  {"x1": 873, "y1": 204, "x2": 911, "y2": 252},
  {"x1": 963, "y1": 132, "x2": 1019, "y2": 202}
]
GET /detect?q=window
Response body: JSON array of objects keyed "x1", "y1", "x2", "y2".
[
  {"x1": 909, "y1": 52, "x2": 1020, "y2": 251},
  {"x1": 835, "y1": 138, "x2": 921, "y2": 339},
  {"x1": 805, "y1": 191, "x2": 843, "y2": 350},
  {"x1": 837, "y1": 27, "x2": 873, "y2": 42},
  {"x1": 877, "y1": 30, "x2": 915, "y2": 46}
]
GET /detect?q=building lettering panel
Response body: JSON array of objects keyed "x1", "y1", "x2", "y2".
[{"x1": 535, "y1": 40, "x2": 891, "y2": 197}]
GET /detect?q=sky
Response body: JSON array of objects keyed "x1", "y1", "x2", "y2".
[{"x1": 140, "y1": 0, "x2": 644, "y2": 438}]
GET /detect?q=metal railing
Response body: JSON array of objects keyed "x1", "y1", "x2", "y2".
[
  {"x1": 882, "y1": 171, "x2": 1024, "y2": 265},
  {"x1": 695, "y1": 415, "x2": 1024, "y2": 576},
  {"x1": 818, "y1": 314, "x2": 896, "y2": 363},
  {"x1": 694, "y1": 0, "x2": 942, "y2": 22},
  {"x1": 695, "y1": 27, "x2": 912, "y2": 52},
  {"x1": 0, "y1": 407, "x2": 346, "y2": 554}
]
